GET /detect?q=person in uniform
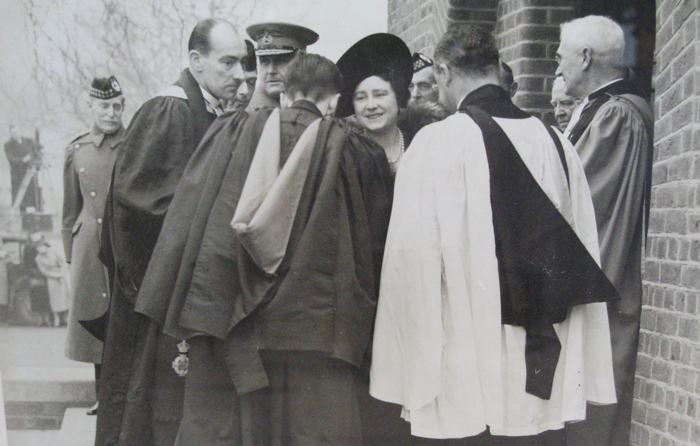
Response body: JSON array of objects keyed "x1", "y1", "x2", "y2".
[
  {"x1": 555, "y1": 16, "x2": 654, "y2": 446},
  {"x1": 245, "y1": 22, "x2": 319, "y2": 112},
  {"x1": 134, "y1": 51, "x2": 393, "y2": 445},
  {"x1": 97, "y1": 19, "x2": 248, "y2": 446},
  {"x1": 4, "y1": 124, "x2": 40, "y2": 210},
  {"x1": 549, "y1": 77, "x2": 581, "y2": 132},
  {"x1": 408, "y1": 53, "x2": 439, "y2": 107},
  {"x1": 62, "y1": 76, "x2": 125, "y2": 415},
  {"x1": 370, "y1": 24, "x2": 618, "y2": 445}
]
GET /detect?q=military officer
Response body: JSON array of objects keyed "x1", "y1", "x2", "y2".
[
  {"x1": 62, "y1": 76, "x2": 125, "y2": 415},
  {"x1": 245, "y1": 22, "x2": 319, "y2": 112},
  {"x1": 408, "y1": 52, "x2": 439, "y2": 106}
]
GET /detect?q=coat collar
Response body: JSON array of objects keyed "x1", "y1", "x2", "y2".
[{"x1": 90, "y1": 125, "x2": 125, "y2": 148}]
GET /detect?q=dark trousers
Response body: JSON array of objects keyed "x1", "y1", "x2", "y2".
[
  {"x1": 175, "y1": 337, "x2": 363, "y2": 446},
  {"x1": 412, "y1": 427, "x2": 567, "y2": 446}
]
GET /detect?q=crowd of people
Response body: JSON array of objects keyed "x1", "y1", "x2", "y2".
[{"x1": 58, "y1": 13, "x2": 652, "y2": 446}]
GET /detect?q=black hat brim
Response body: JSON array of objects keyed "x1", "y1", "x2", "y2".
[{"x1": 335, "y1": 33, "x2": 413, "y2": 118}]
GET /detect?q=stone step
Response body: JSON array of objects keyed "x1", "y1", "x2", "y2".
[
  {"x1": 58, "y1": 408, "x2": 95, "y2": 446},
  {"x1": 3, "y1": 366, "x2": 94, "y2": 430}
]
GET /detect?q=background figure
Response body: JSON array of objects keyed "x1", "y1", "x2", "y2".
[
  {"x1": 408, "y1": 52, "x2": 439, "y2": 106},
  {"x1": 550, "y1": 77, "x2": 581, "y2": 132},
  {"x1": 97, "y1": 18, "x2": 247, "y2": 446},
  {"x1": 0, "y1": 240, "x2": 9, "y2": 322},
  {"x1": 555, "y1": 16, "x2": 654, "y2": 446},
  {"x1": 229, "y1": 39, "x2": 258, "y2": 111},
  {"x1": 34, "y1": 238, "x2": 69, "y2": 327},
  {"x1": 245, "y1": 22, "x2": 319, "y2": 112},
  {"x1": 498, "y1": 61, "x2": 518, "y2": 98},
  {"x1": 62, "y1": 76, "x2": 126, "y2": 416},
  {"x1": 4, "y1": 125, "x2": 40, "y2": 210}
]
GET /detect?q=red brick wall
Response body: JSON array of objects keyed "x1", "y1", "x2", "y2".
[{"x1": 632, "y1": 1, "x2": 700, "y2": 445}]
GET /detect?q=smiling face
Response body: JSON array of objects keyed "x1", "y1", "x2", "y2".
[
  {"x1": 352, "y1": 75, "x2": 400, "y2": 137},
  {"x1": 90, "y1": 96, "x2": 124, "y2": 135},
  {"x1": 196, "y1": 23, "x2": 247, "y2": 101},
  {"x1": 258, "y1": 52, "x2": 297, "y2": 98}
]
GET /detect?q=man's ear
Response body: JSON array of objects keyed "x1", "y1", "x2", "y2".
[
  {"x1": 326, "y1": 93, "x2": 340, "y2": 117},
  {"x1": 436, "y1": 63, "x2": 452, "y2": 87},
  {"x1": 189, "y1": 50, "x2": 203, "y2": 73},
  {"x1": 581, "y1": 47, "x2": 592, "y2": 72}
]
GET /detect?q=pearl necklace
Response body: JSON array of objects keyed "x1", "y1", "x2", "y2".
[{"x1": 388, "y1": 129, "x2": 405, "y2": 164}]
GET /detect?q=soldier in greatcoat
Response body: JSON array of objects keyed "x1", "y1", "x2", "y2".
[{"x1": 62, "y1": 76, "x2": 126, "y2": 415}]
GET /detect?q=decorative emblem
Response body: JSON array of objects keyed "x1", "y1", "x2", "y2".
[
  {"x1": 111, "y1": 77, "x2": 122, "y2": 93},
  {"x1": 261, "y1": 31, "x2": 274, "y2": 46},
  {"x1": 171, "y1": 339, "x2": 190, "y2": 377}
]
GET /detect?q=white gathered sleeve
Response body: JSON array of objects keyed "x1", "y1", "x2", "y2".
[{"x1": 370, "y1": 113, "x2": 616, "y2": 439}]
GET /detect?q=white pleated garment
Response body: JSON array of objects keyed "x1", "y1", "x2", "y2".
[{"x1": 370, "y1": 113, "x2": 616, "y2": 439}]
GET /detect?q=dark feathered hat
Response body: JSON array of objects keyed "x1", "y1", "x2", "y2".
[
  {"x1": 335, "y1": 33, "x2": 413, "y2": 118},
  {"x1": 90, "y1": 76, "x2": 122, "y2": 99}
]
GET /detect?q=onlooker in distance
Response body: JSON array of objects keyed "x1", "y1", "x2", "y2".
[
  {"x1": 408, "y1": 52, "x2": 439, "y2": 106},
  {"x1": 4, "y1": 124, "x2": 40, "y2": 210}
]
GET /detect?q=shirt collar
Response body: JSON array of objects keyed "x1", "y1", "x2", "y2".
[{"x1": 200, "y1": 87, "x2": 223, "y2": 116}]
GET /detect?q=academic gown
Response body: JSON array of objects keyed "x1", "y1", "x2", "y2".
[
  {"x1": 97, "y1": 68, "x2": 217, "y2": 446},
  {"x1": 137, "y1": 101, "x2": 394, "y2": 445},
  {"x1": 370, "y1": 86, "x2": 617, "y2": 441},
  {"x1": 564, "y1": 81, "x2": 654, "y2": 446}
]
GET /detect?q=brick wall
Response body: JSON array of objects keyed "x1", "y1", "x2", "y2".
[
  {"x1": 388, "y1": 0, "x2": 451, "y2": 56},
  {"x1": 633, "y1": 1, "x2": 700, "y2": 445},
  {"x1": 389, "y1": 0, "x2": 574, "y2": 115},
  {"x1": 495, "y1": 0, "x2": 573, "y2": 114}
]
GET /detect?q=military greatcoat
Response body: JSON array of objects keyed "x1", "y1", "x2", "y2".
[{"x1": 62, "y1": 125, "x2": 124, "y2": 363}]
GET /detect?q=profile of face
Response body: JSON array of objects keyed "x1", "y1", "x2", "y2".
[
  {"x1": 234, "y1": 70, "x2": 257, "y2": 105},
  {"x1": 408, "y1": 68, "x2": 439, "y2": 106},
  {"x1": 90, "y1": 96, "x2": 124, "y2": 135},
  {"x1": 555, "y1": 38, "x2": 585, "y2": 99},
  {"x1": 352, "y1": 75, "x2": 400, "y2": 136},
  {"x1": 194, "y1": 24, "x2": 247, "y2": 101},
  {"x1": 550, "y1": 78, "x2": 581, "y2": 132},
  {"x1": 9, "y1": 125, "x2": 21, "y2": 141},
  {"x1": 258, "y1": 52, "x2": 297, "y2": 99}
]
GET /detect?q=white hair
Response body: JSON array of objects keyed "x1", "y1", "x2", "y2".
[{"x1": 560, "y1": 15, "x2": 625, "y2": 69}]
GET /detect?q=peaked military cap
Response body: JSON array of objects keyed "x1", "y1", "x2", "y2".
[
  {"x1": 336, "y1": 33, "x2": 413, "y2": 118},
  {"x1": 246, "y1": 22, "x2": 319, "y2": 57},
  {"x1": 412, "y1": 52, "x2": 434, "y2": 72},
  {"x1": 90, "y1": 76, "x2": 122, "y2": 99}
]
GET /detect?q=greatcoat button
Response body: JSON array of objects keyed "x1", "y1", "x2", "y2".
[
  {"x1": 74, "y1": 144, "x2": 80, "y2": 149},
  {"x1": 97, "y1": 218, "x2": 103, "y2": 224},
  {"x1": 90, "y1": 191, "x2": 96, "y2": 197},
  {"x1": 79, "y1": 167, "x2": 86, "y2": 173}
]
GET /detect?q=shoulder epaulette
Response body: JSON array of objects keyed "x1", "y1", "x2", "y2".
[{"x1": 67, "y1": 131, "x2": 90, "y2": 148}]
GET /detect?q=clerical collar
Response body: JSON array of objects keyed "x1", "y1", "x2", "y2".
[
  {"x1": 459, "y1": 84, "x2": 529, "y2": 119},
  {"x1": 200, "y1": 87, "x2": 223, "y2": 116},
  {"x1": 586, "y1": 78, "x2": 624, "y2": 102}
]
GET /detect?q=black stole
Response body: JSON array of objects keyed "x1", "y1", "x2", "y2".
[{"x1": 459, "y1": 85, "x2": 618, "y2": 399}]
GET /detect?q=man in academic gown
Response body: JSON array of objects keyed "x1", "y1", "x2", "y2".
[
  {"x1": 97, "y1": 19, "x2": 248, "y2": 446},
  {"x1": 370, "y1": 24, "x2": 618, "y2": 445},
  {"x1": 135, "y1": 53, "x2": 393, "y2": 445},
  {"x1": 556, "y1": 16, "x2": 654, "y2": 446}
]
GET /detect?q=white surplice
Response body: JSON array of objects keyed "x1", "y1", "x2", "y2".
[{"x1": 369, "y1": 112, "x2": 616, "y2": 439}]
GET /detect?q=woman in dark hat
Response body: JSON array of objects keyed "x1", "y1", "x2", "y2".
[{"x1": 336, "y1": 33, "x2": 413, "y2": 174}]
